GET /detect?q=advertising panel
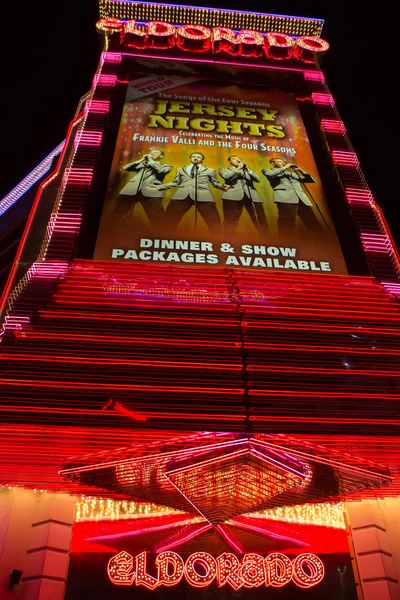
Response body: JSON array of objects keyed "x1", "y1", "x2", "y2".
[{"x1": 94, "y1": 77, "x2": 347, "y2": 274}]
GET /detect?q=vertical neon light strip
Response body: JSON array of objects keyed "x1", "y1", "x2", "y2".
[
  {"x1": 309, "y1": 71, "x2": 400, "y2": 294},
  {"x1": 0, "y1": 51, "x2": 123, "y2": 336}
]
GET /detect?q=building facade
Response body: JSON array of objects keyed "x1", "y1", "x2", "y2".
[{"x1": 1, "y1": 3, "x2": 400, "y2": 600}]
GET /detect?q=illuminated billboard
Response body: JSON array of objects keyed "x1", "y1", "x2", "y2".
[{"x1": 94, "y1": 77, "x2": 347, "y2": 274}]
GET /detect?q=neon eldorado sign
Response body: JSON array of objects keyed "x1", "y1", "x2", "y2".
[
  {"x1": 97, "y1": 19, "x2": 329, "y2": 63},
  {"x1": 108, "y1": 550, "x2": 325, "y2": 590}
]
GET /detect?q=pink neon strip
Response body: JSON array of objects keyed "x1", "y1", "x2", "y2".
[
  {"x1": 345, "y1": 188, "x2": 374, "y2": 205},
  {"x1": 60, "y1": 436, "x2": 246, "y2": 475},
  {"x1": 332, "y1": 151, "x2": 359, "y2": 167},
  {"x1": 303, "y1": 70, "x2": 325, "y2": 82},
  {"x1": 254, "y1": 438, "x2": 391, "y2": 481},
  {"x1": 120, "y1": 51, "x2": 310, "y2": 73},
  {"x1": 321, "y1": 119, "x2": 346, "y2": 134},
  {"x1": 85, "y1": 100, "x2": 110, "y2": 115},
  {"x1": 154, "y1": 523, "x2": 213, "y2": 553},
  {"x1": 164, "y1": 475, "x2": 211, "y2": 523},
  {"x1": 381, "y1": 281, "x2": 400, "y2": 292},
  {"x1": 102, "y1": 52, "x2": 122, "y2": 63},
  {"x1": 215, "y1": 524, "x2": 243, "y2": 554},
  {"x1": 311, "y1": 92, "x2": 334, "y2": 106},
  {"x1": 228, "y1": 519, "x2": 308, "y2": 547},
  {"x1": 249, "y1": 445, "x2": 306, "y2": 479},
  {"x1": 93, "y1": 74, "x2": 117, "y2": 87},
  {"x1": 52, "y1": 214, "x2": 82, "y2": 232},
  {"x1": 86, "y1": 518, "x2": 200, "y2": 542},
  {"x1": 166, "y1": 447, "x2": 248, "y2": 477},
  {"x1": 65, "y1": 168, "x2": 94, "y2": 185},
  {"x1": 32, "y1": 261, "x2": 69, "y2": 279},
  {"x1": 65, "y1": 432, "x2": 224, "y2": 464},
  {"x1": 75, "y1": 131, "x2": 103, "y2": 147},
  {"x1": 382, "y1": 282, "x2": 400, "y2": 298}
]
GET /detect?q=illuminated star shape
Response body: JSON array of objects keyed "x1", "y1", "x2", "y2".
[{"x1": 61, "y1": 433, "x2": 390, "y2": 554}]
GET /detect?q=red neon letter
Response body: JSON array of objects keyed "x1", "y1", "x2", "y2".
[
  {"x1": 96, "y1": 18, "x2": 124, "y2": 34},
  {"x1": 185, "y1": 552, "x2": 217, "y2": 587},
  {"x1": 236, "y1": 30, "x2": 264, "y2": 57},
  {"x1": 136, "y1": 551, "x2": 158, "y2": 589},
  {"x1": 108, "y1": 551, "x2": 135, "y2": 586},
  {"x1": 156, "y1": 551, "x2": 184, "y2": 586},
  {"x1": 212, "y1": 27, "x2": 238, "y2": 54},
  {"x1": 177, "y1": 25, "x2": 211, "y2": 52},
  {"x1": 124, "y1": 21, "x2": 147, "y2": 49},
  {"x1": 216, "y1": 553, "x2": 243, "y2": 590},
  {"x1": 265, "y1": 553, "x2": 293, "y2": 587},
  {"x1": 147, "y1": 21, "x2": 176, "y2": 48},
  {"x1": 240, "y1": 554, "x2": 265, "y2": 588},
  {"x1": 107, "y1": 551, "x2": 325, "y2": 591},
  {"x1": 294, "y1": 36, "x2": 330, "y2": 62},
  {"x1": 292, "y1": 553, "x2": 325, "y2": 588},
  {"x1": 264, "y1": 33, "x2": 295, "y2": 59}
]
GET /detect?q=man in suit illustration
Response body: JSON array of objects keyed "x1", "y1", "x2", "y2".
[
  {"x1": 219, "y1": 156, "x2": 269, "y2": 236},
  {"x1": 262, "y1": 157, "x2": 323, "y2": 235},
  {"x1": 152, "y1": 152, "x2": 229, "y2": 234},
  {"x1": 110, "y1": 148, "x2": 172, "y2": 232}
]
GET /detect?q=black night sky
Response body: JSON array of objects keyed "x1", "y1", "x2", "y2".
[{"x1": 1, "y1": 1, "x2": 398, "y2": 247}]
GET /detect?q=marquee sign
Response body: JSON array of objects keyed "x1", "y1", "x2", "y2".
[
  {"x1": 108, "y1": 550, "x2": 325, "y2": 590},
  {"x1": 97, "y1": 19, "x2": 329, "y2": 63}
]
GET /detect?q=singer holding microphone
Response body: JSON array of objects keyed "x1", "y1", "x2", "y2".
[
  {"x1": 219, "y1": 156, "x2": 269, "y2": 236},
  {"x1": 262, "y1": 157, "x2": 323, "y2": 235},
  {"x1": 151, "y1": 152, "x2": 229, "y2": 234},
  {"x1": 110, "y1": 148, "x2": 172, "y2": 233}
]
